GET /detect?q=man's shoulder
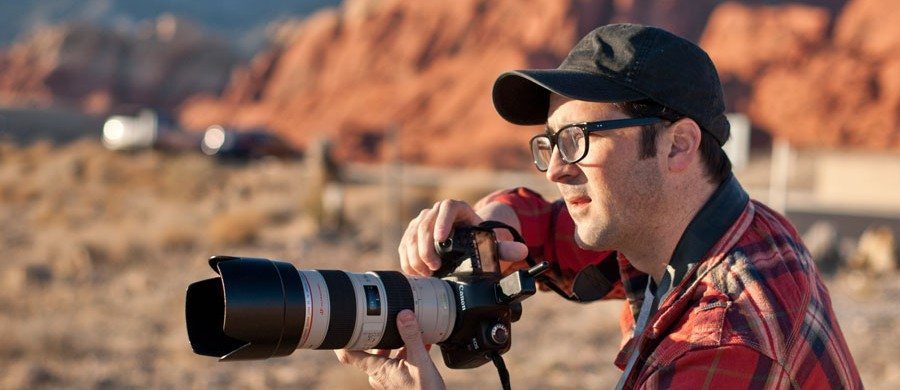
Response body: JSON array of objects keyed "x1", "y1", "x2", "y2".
[
  {"x1": 648, "y1": 199, "x2": 819, "y2": 360},
  {"x1": 704, "y1": 200, "x2": 815, "y2": 298},
  {"x1": 691, "y1": 200, "x2": 858, "y2": 372},
  {"x1": 637, "y1": 200, "x2": 861, "y2": 388},
  {"x1": 698, "y1": 200, "x2": 819, "y2": 355}
]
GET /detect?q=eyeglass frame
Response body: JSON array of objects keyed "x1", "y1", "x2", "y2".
[{"x1": 529, "y1": 117, "x2": 665, "y2": 172}]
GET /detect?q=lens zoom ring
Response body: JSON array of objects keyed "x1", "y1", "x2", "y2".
[
  {"x1": 317, "y1": 270, "x2": 356, "y2": 349},
  {"x1": 373, "y1": 271, "x2": 415, "y2": 349}
]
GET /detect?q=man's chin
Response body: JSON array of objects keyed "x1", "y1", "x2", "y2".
[{"x1": 574, "y1": 231, "x2": 607, "y2": 251}]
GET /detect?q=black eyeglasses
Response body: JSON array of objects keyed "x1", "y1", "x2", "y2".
[{"x1": 529, "y1": 117, "x2": 663, "y2": 171}]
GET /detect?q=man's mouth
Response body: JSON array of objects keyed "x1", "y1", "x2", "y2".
[{"x1": 566, "y1": 196, "x2": 591, "y2": 207}]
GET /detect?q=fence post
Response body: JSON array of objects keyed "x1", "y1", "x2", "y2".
[
  {"x1": 769, "y1": 137, "x2": 791, "y2": 214},
  {"x1": 305, "y1": 138, "x2": 343, "y2": 234},
  {"x1": 382, "y1": 126, "x2": 403, "y2": 262}
]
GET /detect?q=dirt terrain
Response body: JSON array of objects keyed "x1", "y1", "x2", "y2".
[{"x1": 0, "y1": 141, "x2": 897, "y2": 389}]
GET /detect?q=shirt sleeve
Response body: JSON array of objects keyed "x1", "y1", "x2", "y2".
[
  {"x1": 476, "y1": 187, "x2": 622, "y2": 298},
  {"x1": 642, "y1": 345, "x2": 784, "y2": 389}
]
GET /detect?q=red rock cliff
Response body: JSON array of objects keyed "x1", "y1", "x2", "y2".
[
  {"x1": 701, "y1": 0, "x2": 900, "y2": 150},
  {"x1": 0, "y1": 15, "x2": 237, "y2": 114},
  {"x1": 179, "y1": 0, "x2": 744, "y2": 167},
  {"x1": 183, "y1": 0, "x2": 896, "y2": 167},
  {"x1": 4, "y1": 0, "x2": 895, "y2": 166}
]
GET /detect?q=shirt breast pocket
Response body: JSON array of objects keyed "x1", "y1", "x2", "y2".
[{"x1": 688, "y1": 294, "x2": 730, "y2": 346}]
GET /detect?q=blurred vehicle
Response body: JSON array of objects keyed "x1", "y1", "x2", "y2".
[
  {"x1": 201, "y1": 125, "x2": 298, "y2": 159},
  {"x1": 101, "y1": 109, "x2": 159, "y2": 150},
  {"x1": 101, "y1": 108, "x2": 200, "y2": 151}
]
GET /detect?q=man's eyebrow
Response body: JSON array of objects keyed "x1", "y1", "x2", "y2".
[
  {"x1": 545, "y1": 121, "x2": 581, "y2": 135},
  {"x1": 544, "y1": 123, "x2": 567, "y2": 135}
]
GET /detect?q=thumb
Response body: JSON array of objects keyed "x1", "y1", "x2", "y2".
[
  {"x1": 396, "y1": 310, "x2": 430, "y2": 364},
  {"x1": 498, "y1": 241, "x2": 528, "y2": 262}
]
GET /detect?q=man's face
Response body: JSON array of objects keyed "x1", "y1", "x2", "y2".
[{"x1": 544, "y1": 96, "x2": 665, "y2": 251}]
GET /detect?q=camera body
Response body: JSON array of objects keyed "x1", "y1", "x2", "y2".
[
  {"x1": 431, "y1": 226, "x2": 538, "y2": 368},
  {"x1": 185, "y1": 224, "x2": 546, "y2": 369}
]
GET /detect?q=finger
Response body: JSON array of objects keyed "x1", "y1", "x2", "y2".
[
  {"x1": 498, "y1": 241, "x2": 528, "y2": 262},
  {"x1": 395, "y1": 346, "x2": 408, "y2": 361},
  {"x1": 334, "y1": 349, "x2": 388, "y2": 374},
  {"x1": 371, "y1": 349, "x2": 392, "y2": 358},
  {"x1": 405, "y1": 231, "x2": 423, "y2": 276},
  {"x1": 405, "y1": 211, "x2": 429, "y2": 276},
  {"x1": 399, "y1": 217, "x2": 419, "y2": 275},
  {"x1": 395, "y1": 344, "x2": 431, "y2": 360},
  {"x1": 416, "y1": 205, "x2": 441, "y2": 272},
  {"x1": 396, "y1": 310, "x2": 430, "y2": 365},
  {"x1": 399, "y1": 250, "x2": 411, "y2": 276},
  {"x1": 433, "y1": 200, "x2": 482, "y2": 242}
]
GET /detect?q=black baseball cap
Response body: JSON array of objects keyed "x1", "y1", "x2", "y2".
[{"x1": 492, "y1": 24, "x2": 730, "y2": 145}]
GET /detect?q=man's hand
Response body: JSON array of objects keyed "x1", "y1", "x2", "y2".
[
  {"x1": 335, "y1": 310, "x2": 445, "y2": 390},
  {"x1": 399, "y1": 199, "x2": 528, "y2": 276}
]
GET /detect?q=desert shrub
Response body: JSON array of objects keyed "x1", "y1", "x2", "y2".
[
  {"x1": 157, "y1": 224, "x2": 199, "y2": 251},
  {"x1": 80, "y1": 235, "x2": 148, "y2": 267},
  {"x1": 250, "y1": 194, "x2": 299, "y2": 226},
  {"x1": 433, "y1": 184, "x2": 493, "y2": 207},
  {"x1": 207, "y1": 209, "x2": 266, "y2": 246},
  {"x1": 158, "y1": 154, "x2": 221, "y2": 201}
]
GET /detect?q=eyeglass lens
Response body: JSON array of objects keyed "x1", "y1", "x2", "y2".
[
  {"x1": 531, "y1": 126, "x2": 589, "y2": 171},
  {"x1": 558, "y1": 127, "x2": 585, "y2": 162},
  {"x1": 531, "y1": 136, "x2": 552, "y2": 171}
]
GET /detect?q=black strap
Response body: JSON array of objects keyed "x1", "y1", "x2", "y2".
[
  {"x1": 476, "y1": 220, "x2": 535, "y2": 268},
  {"x1": 477, "y1": 220, "x2": 604, "y2": 302},
  {"x1": 489, "y1": 352, "x2": 512, "y2": 390},
  {"x1": 570, "y1": 254, "x2": 619, "y2": 302}
]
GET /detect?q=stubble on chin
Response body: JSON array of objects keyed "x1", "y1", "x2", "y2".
[{"x1": 573, "y1": 228, "x2": 604, "y2": 251}]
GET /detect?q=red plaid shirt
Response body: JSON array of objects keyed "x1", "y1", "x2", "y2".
[{"x1": 477, "y1": 182, "x2": 862, "y2": 389}]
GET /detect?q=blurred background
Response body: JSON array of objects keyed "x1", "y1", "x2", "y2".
[{"x1": 0, "y1": 0, "x2": 897, "y2": 388}]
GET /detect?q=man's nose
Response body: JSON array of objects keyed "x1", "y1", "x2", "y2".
[{"x1": 545, "y1": 147, "x2": 578, "y2": 183}]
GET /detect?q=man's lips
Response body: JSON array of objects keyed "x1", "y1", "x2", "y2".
[{"x1": 566, "y1": 196, "x2": 591, "y2": 206}]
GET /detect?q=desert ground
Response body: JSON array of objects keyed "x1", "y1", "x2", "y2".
[{"x1": 0, "y1": 140, "x2": 897, "y2": 389}]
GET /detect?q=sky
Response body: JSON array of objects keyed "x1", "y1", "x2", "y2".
[{"x1": 0, "y1": 0, "x2": 341, "y2": 55}]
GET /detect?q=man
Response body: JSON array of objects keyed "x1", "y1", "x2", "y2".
[{"x1": 336, "y1": 24, "x2": 862, "y2": 389}]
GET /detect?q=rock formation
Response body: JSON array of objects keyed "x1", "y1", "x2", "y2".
[
  {"x1": 0, "y1": 15, "x2": 238, "y2": 115},
  {"x1": 178, "y1": 0, "x2": 741, "y2": 168},
  {"x1": 2, "y1": 0, "x2": 897, "y2": 166},
  {"x1": 701, "y1": 0, "x2": 900, "y2": 151},
  {"x1": 181, "y1": 0, "x2": 899, "y2": 167}
]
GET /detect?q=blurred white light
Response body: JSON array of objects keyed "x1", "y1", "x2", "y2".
[
  {"x1": 103, "y1": 119, "x2": 125, "y2": 141},
  {"x1": 203, "y1": 126, "x2": 227, "y2": 155}
]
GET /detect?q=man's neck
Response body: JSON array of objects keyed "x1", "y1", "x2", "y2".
[{"x1": 619, "y1": 176, "x2": 718, "y2": 283}]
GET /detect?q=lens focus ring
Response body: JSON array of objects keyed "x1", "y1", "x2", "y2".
[
  {"x1": 372, "y1": 271, "x2": 415, "y2": 349},
  {"x1": 317, "y1": 271, "x2": 356, "y2": 349}
]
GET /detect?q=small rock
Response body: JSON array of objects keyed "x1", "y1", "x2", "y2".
[
  {"x1": 803, "y1": 221, "x2": 841, "y2": 273},
  {"x1": 25, "y1": 263, "x2": 54, "y2": 286},
  {"x1": 1, "y1": 362, "x2": 60, "y2": 388},
  {"x1": 848, "y1": 225, "x2": 897, "y2": 273}
]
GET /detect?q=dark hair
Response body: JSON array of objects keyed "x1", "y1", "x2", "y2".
[{"x1": 614, "y1": 100, "x2": 731, "y2": 185}]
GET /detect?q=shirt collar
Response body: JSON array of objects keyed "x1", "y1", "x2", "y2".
[{"x1": 653, "y1": 173, "x2": 749, "y2": 300}]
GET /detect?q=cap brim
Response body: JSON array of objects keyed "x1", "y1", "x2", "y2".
[{"x1": 492, "y1": 70, "x2": 647, "y2": 125}]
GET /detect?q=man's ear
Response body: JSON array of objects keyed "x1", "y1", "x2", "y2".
[{"x1": 666, "y1": 118, "x2": 702, "y2": 173}]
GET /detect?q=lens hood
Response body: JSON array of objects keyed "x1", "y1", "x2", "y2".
[{"x1": 185, "y1": 256, "x2": 305, "y2": 360}]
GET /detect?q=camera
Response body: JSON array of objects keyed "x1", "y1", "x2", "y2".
[{"x1": 185, "y1": 224, "x2": 549, "y2": 369}]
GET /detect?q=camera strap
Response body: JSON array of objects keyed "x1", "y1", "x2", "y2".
[
  {"x1": 473, "y1": 221, "x2": 524, "y2": 390},
  {"x1": 478, "y1": 221, "x2": 557, "y2": 279},
  {"x1": 477, "y1": 219, "x2": 548, "y2": 273},
  {"x1": 489, "y1": 351, "x2": 512, "y2": 390},
  {"x1": 478, "y1": 220, "x2": 617, "y2": 303}
]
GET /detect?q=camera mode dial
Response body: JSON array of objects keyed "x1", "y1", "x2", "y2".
[{"x1": 489, "y1": 323, "x2": 510, "y2": 345}]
